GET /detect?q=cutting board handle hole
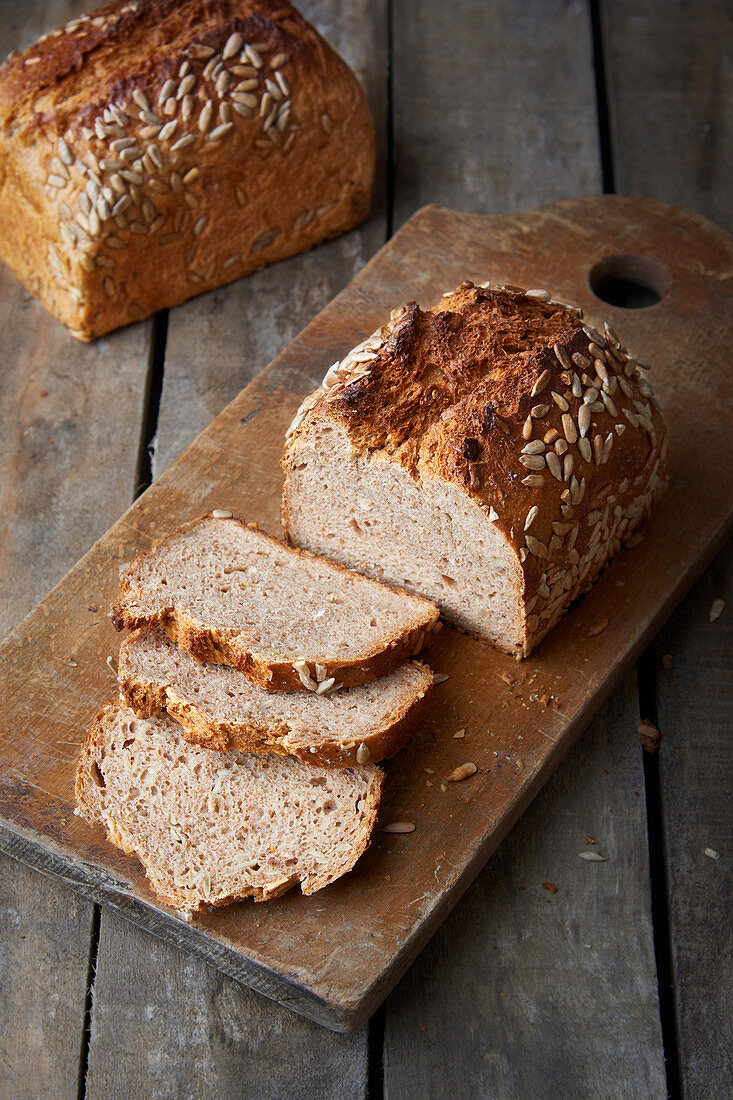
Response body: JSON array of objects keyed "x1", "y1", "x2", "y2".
[{"x1": 589, "y1": 254, "x2": 670, "y2": 309}]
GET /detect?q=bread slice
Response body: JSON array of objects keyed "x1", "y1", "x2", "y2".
[
  {"x1": 113, "y1": 514, "x2": 440, "y2": 692},
  {"x1": 119, "y1": 630, "x2": 433, "y2": 767},
  {"x1": 75, "y1": 700, "x2": 384, "y2": 912}
]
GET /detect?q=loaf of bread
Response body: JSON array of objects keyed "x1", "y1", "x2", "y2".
[
  {"x1": 281, "y1": 282, "x2": 669, "y2": 658},
  {"x1": 113, "y1": 513, "x2": 440, "y2": 690},
  {"x1": 76, "y1": 699, "x2": 383, "y2": 910},
  {"x1": 0, "y1": 0, "x2": 374, "y2": 340},
  {"x1": 119, "y1": 629, "x2": 433, "y2": 766}
]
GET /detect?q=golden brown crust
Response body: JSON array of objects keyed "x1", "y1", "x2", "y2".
[
  {"x1": 118, "y1": 653, "x2": 433, "y2": 766},
  {"x1": 282, "y1": 283, "x2": 669, "y2": 657},
  {"x1": 112, "y1": 512, "x2": 441, "y2": 690},
  {"x1": 75, "y1": 698, "x2": 385, "y2": 910},
  {"x1": 0, "y1": 0, "x2": 374, "y2": 339}
]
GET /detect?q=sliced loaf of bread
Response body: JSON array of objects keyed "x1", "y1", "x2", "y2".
[
  {"x1": 119, "y1": 630, "x2": 432, "y2": 767},
  {"x1": 76, "y1": 700, "x2": 384, "y2": 911},
  {"x1": 113, "y1": 514, "x2": 440, "y2": 691}
]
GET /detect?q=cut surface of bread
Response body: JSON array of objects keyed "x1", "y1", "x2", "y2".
[
  {"x1": 75, "y1": 700, "x2": 383, "y2": 911},
  {"x1": 119, "y1": 630, "x2": 433, "y2": 766},
  {"x1": 282, "y1": 282, "x2": 669, "y2": 657},
  {"x1": 113, "y1": 514, "x2": 440, "y2": 691}
]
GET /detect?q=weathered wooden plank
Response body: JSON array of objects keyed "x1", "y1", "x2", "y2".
[
  {"x1": 383, "y1": 2, "x2": 666, "y2": 1092},
  {"x1": 652, "y1": 542, "x2": 732, "y2": 1099},
  {"x1": 601, "y1": 0, "x2": 733, "y2": 228},
  {"x1": 383, "y1": 678, "x2": 667, "y2": 1099},
  {"x1": 0, "y1": 0, "x2": 156, "y2": 1095},
  {"x1": 390, "y1": 0, "x2": 600, "y2": 227},
  {"x1": 0, "y1": 856, "x2": 94, "y2": 1100},
  {"x1": 602, "y1": 5, "x2": 732, "y2": 1093},
  {"x1": 85, "y1": 0, "x2": 387, "y2": 1086},
  {"x1": 85, "y1": 908, "x2": 368, "y2": 1100}
]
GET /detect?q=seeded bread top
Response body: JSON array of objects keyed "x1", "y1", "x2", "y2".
[
  {"x1": 284, "y1": 283, "x2": 669, "y2": 594},
  {"x1": 113, "y1": 514, "x2": 440, "y2": 691},
  {"x1": 0, "y1": 0, "x2": 374, "y2": 334}
]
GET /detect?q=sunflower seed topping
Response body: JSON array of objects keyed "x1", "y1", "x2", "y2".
[{"x1": 531, "y1": 369, "x2": 552, "y2": 397}]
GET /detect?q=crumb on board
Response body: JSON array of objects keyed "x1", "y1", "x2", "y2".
[
  {"x1": 638, "y1": 718, "x2": 661, "y2": 753},
  {"x1": 709, "y1": 598, "x2": 725, "y2": 622}
]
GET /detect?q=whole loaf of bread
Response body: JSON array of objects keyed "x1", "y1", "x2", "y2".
[
  {"x1": 0, "y1": 0, "x2": 374, "y2": 340},
  {"x1": 281, "y1": 282, "x2": 669, "y2": 659}
]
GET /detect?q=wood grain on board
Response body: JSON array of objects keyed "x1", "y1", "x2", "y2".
[
  {"x1": 0, "y1": 2, "x2": 153, "y2": 1096},
  {"x1": 83, "y1": 2, "x2": 387, "y2": 1087},
  {"x1": 0, "y1": 196, "x2": 730, "y2": 1032}
]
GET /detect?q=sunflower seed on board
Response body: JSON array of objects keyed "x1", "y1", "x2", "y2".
[
  {"x1": 383, "y1": 822, "x2": 415, "y2": 834},
  {"x1": 449, "y1": 763, "x2": 477, "y2": 782}
]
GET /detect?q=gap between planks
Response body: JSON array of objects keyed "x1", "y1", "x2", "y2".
[{"x1": 591, "y1": 1, "x2": 681, "y2": 1093}]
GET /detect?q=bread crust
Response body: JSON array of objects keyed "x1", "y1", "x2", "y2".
[
  {"x1": 0, "y1": 0, "x2": 375, "y2": 340},
  {"x1": 76, "y1": 699, "x2": 385, "y2": 910},
  {"x1": 281, "y1": 283, "x2": 669, "y2": 657},
  {"x1": 112, "y1": 513, "x2": 441, "y2": 690},
  {"x1": 118, "y1": 633, "x2": 433, "y2": 766}
]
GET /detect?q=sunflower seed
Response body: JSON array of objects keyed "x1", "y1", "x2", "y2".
[
  {"x1": 521, "y1": 474, "x2": 545, "y2": 488},
  {"x1": 171, "y1": 134, "x2": 195, "y2": 151},
  {"x1": 553, "y1": 343, "x2": 571, "y2": 369},
  {"x1": 223, "y1": 31, "x2": 243, "y2": 60},
  {"x1": 520, "y1": 454, "x2": 546, "y2": 471},
  {"x1": 524, "y1": 506, "x2": 539, "y2": 531},
  {"x1": 449, "y1": 763, "x2": 477, "y2": 782},
  {"x1": 321, "y1": 112, "x2": 333, "y2": 134},
  {"x1": 356, "y1": 742, "x2": 371, "y2": 764},
  {"x1": 383, "y1": 822, "x2": 415, "y2": 834},
  {"x1": 551, "y1": 391, "x2": 569, "y2": 411},
  {"x1": 546, "y1": 452, "x2": 562, "y2": 480},
  {"x1": 525, "y1": 535, "x2": 548, "y2": 557},
  {"x1": 209, "y1": 122, "x2": 233, "y2": 140},
  {"x1": 193, "y1": 214, "x2": 208, "y2": 235},
  {"x1": 158, "y1": 79, "x2": 175, "y2": 104},
  {"x1": 190, "y1": 42, "x2": 216, "y2": 60},
  {"x1": 531, "y1": 369, "x2": 551, "y2": 396},
  {"x1": 562, "y1": 413, "x2": 577, "y2": 443}
]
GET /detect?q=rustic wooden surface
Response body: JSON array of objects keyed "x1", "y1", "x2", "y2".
[{"x1": 0, "y1": 3, "x2": 729, "y2": 1099}]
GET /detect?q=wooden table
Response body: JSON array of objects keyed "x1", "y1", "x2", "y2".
[{"x1": 1, "y1": 2, "x2": 730, "y2": 1097}]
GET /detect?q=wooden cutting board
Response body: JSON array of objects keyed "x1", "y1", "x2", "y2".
[{"x1": 1, "y1": 196, "x2": 731, "y2": 1033}]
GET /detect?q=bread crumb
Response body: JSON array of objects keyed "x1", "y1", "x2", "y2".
[
  {"x1": 709, "y1": 598, "x2": 725, "y2": 622},
  {"x1": 542, "y1": 881, "x2": 557, "y2": 894},
  {"x1": 704, "y1": 847, "x2": 720, "y2": 860},
  {"x1": 638, "y1": 718, "x2": 661, "y2": 753}
]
